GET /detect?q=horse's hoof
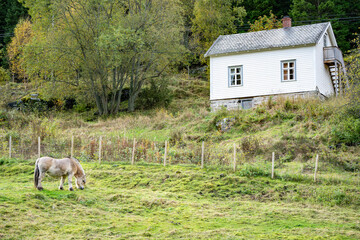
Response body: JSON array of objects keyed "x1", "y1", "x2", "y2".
[
  {"x1": 37, "y1": 187, "x2": 44, "y2": 191},
  {"x1": 69, "y1": 187, "x2": 74, "y2": 191},
  {"x1": 59, "y1": 187, "x2": 64, "y2": 190}
]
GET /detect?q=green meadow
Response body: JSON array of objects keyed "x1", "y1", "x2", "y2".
[{"x1": 1, "y1": 159, "x2": 360, "y2": 239}]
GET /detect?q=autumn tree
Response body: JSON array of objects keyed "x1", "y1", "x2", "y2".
[
  {"x1": 21, "y1": 0, "x2": 185, "y2": 114},
  {"x1": 7, "y1": 18, "x2": 32, "y2": 82},
  {"x1": 0, "y1": 0, "x2": 28, "y2": 68},
  {"x1": 191, "y1": 0, "x2": 246, "y2": 61},
  {"x1": 249, "y1": 11, "x2": 282, "y2": 32}
]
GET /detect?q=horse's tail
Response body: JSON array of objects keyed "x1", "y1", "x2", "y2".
[{"x1": 34, "y1": 160, "x2": 40, "y2": 188}]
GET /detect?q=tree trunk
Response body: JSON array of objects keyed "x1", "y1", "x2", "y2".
[{"x1": 128, "y1": 93, "x2": 136, "y2": 112}]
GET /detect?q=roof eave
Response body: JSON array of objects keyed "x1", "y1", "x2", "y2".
[
  {"x1": 206, "y1": 43, "x2": 317, "y2": 58},
  {"x1": 204, "y1": 35, "x2": 223, "y2": 58}
]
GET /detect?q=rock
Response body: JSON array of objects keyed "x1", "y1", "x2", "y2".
[{"x1": 216, "y1": 117, "x2": 236, "y2": 132}]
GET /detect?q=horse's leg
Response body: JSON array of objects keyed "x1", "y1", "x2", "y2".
[
  {"x1": 37, "y1": 170, "x2": 46, "y2": 190},
  {"x1": 59, "y1": 176, "x2": 65, "y2": 190},
  {"x1": 68, "y1": 174, "x2": 74, "y2": 191}
]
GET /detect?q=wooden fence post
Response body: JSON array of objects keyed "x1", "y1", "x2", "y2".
[
  {"x1": 271, "y1": 152, "x2": 275, "y2": 179},
  {"x1": 131, "y1": 138, "x2": 136, "y2": 165},
  {"x1": 71, "y1": 135, "x2": 74, "y2": 158},
  {"x1": 9, "y1": 136, "x2": 12, "y2": 158},
  {"x1": 201, "y1": 141, "x2": 205, "y2": 169},
  {"x1": 314, "y1": 154, "x2": 319, "y2": 182},
  {"x1": 233, "y1": 143, "x2": 236, "y2": 172},
  {"x1": 164, "y1": 140, "x2": 167, "y2": 167},
  {"x1": 98, "y1": 136, "x2": 102, "y2": 164},
  {"x1": 38, "y1": 137, "x2": 41, "y2": 159}
]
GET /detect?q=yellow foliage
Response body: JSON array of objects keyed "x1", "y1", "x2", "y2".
[
  {"x1": 7, "y1": 18, "x2": 33, "y2": 82},
  {"x1": 249, "y1": 11, "x2": 282, "y2": 32}
]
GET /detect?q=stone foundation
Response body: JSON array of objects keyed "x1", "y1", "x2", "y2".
[{"x1": 211, "y1": 91, "x2": 325, "y2": 111}]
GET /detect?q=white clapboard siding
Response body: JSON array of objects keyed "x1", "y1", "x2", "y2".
[{"x1": 210, "y1": 46, "x2": 317, "y2": 101}]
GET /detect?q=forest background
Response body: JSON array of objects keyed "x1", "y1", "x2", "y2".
[{"x1": 0, "y1": 0, "x2": 359, "y2": 115}]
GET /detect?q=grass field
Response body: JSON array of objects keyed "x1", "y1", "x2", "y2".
[{"x1": 1, "y1": 159, "x2": 360, "y2": 239}]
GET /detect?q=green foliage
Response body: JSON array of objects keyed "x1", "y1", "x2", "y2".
[
  {"x1": 136, "y1": 78, "x2": 173, "y2": 110},
  {"x1": 20, "y1": 0, "x2": 185, "y2": 115},
  {"x1": 0, "y1": 0, "x2": 28, "y2": 68},
  {"x1": 0, "y1": 66, "x2": 10, "y2": 83},
  {"x1": 332, "y1": 116, "x2": 360, "y2": 146},
  {"x1": 191, "y1": 0, "x2": 246, "y2": 61},
  {"x1": 290, "y1": 0, "x2": 360, "y2": 51},
  {"x1": 242, "y1": 0, "x2": 290, "y2": 27},
  {"x1": 248, "y1": 11, "x2": 282, "y2": 32}
]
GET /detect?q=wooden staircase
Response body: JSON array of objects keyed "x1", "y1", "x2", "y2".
[{"x1": 324, "y1": 47, "x2": 347, "y2": 96}]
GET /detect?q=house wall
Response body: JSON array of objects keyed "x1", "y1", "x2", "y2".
[
  {"x1": 315, "y1": 29, "x2": 335, "y2": 97},
  {"x1": 210, "y1": 46, "x2": 317, "y2": 101}
]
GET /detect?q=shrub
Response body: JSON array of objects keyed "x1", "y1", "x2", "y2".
[
  {"x1": 0, "y1": 67, "x2": 10, "y2": 84},
  {"x1": 331, "y1": 116, "x2": 360, "y2": 146},
  {"x1": 136, "y1": 78, "x2": 173, "y2": 110}
]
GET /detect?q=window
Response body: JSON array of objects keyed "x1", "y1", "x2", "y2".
[
  {"x1": 229, "y1": 66, "x2": 243, "y2": 86},
  {"x1": 281, "y1": 60, "x2": 296, "y2": 81},
  {"x1": 241, "y1": 99, "x2": 253, "y2": 109}
]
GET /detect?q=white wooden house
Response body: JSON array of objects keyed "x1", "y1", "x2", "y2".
[{"x1": 205, "y1": 17, "x2": 347, "y2": 111}]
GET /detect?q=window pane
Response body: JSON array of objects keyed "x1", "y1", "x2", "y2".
[
  {"x1": 231, "y1": 80, "x2": 235, "y2": 85},
  {"x1": 290, "y1": 62, "x2": 294, "y2": 68},
  {"x1": 290, "y1": 74, "x2": 294, "y2": 79},
  {"x1": 236, "y1": 68, "x2": 241, "y2": 73},
  {"x1": 231, "y1": 68, "x2": 235, "y2": 74},
  {"x1": 284, "y1": 74, "x2": 288, "y2": 81},
  {"x1": 237, "y1": 79, "x2": 241, "y2": 85},
  {"x1": 284, "y1": 69, "x2": 288, "y2": 75},
  {"x1": 231, "y1": 75, "x2": 235, "y2": 81},
  {"x1": 290, "y1": 69, "x2": 294, "y2": 75},
  {"x1": 283, "y1": 63, "x2": 288, "y2": 68}
]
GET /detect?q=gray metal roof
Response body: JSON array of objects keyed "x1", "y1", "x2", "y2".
[{"x1": 204, "y1": 22, "x2": 330, "y2": 57}]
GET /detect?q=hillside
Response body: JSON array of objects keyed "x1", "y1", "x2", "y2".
[
  {"x1": 0, "y1": 76, "x2": 360, "y2": 239},
  {"x1": 0, "y1": 76, "x2": 359, "y2": 171}
]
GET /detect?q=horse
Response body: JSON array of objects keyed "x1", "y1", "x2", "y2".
[{"x1": 34, "y1": 156, "x2": 86, "y2": 191}]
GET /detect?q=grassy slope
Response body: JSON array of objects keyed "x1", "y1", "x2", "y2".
[
  {"x1": 1, "y1": 78, "x2": 360, "y2": 239},
  {"x1": 1, "y1": 160, "x2": 360, "y2": 239}
]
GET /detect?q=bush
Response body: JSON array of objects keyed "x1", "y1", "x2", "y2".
[
  {"x1": 0, "y1": 67, "x2": 10, "y2": 84},
  {"x1": 136, "y1": 78, "x2": 173, "y2": 110},
  {"x1": 331, "y1": 116, "x2": 360, "y2": 146}
]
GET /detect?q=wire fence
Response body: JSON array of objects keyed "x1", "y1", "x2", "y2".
[
  {"x1": 0, "y1": 134, "x2": 237, "y2": 166},
  {"x1": 1, "y1": 134, "x2": 360, "y2": 185}
]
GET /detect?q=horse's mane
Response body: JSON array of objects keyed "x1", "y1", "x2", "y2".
[{"x1": 70, "y1": 157, "x2": 85, "y2": 176}]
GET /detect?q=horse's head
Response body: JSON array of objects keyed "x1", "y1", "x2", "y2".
[
  {"x1": 76, "y1": 174, "x2": 86, "y2": 190},
  {"x1": 71, "y1": 157, "x2": 86, "y2": 190}
]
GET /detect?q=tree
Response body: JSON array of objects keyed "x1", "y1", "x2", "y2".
[
  {"x1": 290, "y1": 0, "x2": 360, "y2": 52},
  {"x1": 345, "y1": 32, "x2": 360, "y2": 116},
  {"x1": 0, "y1": 0, "x2": 28, "y2": 68},
  {"x1": 21, "y1": 0, "x2": 185, "y2": 114},
  {"x1": 242, "y1": 0, "x2": 290, "y2": 31},
  {"x1": 191, "y1": 0, "x2": 246, "y2": 61},
  {"x1": 249, "y1": 11, "x2": 282, "y2": 32},
  {"x1": 7, "y1": 18, "x2": 32, "y2": 82}
]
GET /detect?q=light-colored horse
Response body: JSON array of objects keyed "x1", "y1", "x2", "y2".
[{"x1": 34, "y1": 157, "x2": 86, "y2": 191}]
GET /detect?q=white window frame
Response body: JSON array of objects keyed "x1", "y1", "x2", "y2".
[
  {"x1": 281, "y1": 60, "x2": 296, "y2": 82},
  {"x1": 228, "y1": 65, "x2": 243, "y2": 87}
]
